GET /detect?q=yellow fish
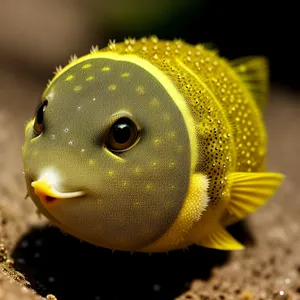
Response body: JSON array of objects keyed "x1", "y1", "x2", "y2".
[{"x1": 21, "y1": 36, "x2": 284, "y2": 253}]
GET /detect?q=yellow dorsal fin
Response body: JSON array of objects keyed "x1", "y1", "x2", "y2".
[
  {"x1": 224, "y1": 172, "x2": 284, "y2": 226},
  {"x1": 230, "y1": 56, "x2": 269, "y2": 112},
  {"x1": 197, "y1": 224, "x2": 245, "y2": 250}
]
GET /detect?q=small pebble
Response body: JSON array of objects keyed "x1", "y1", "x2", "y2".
[{"x1": 46, "y1": 295, "x2": 57, "y2": 300}]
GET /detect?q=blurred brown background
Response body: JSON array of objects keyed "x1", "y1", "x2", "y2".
[
  {"x1": 0, "y1": 1, "x2": 299, "y2": 300},
  {"x1": 1, "y1": 0, "x2": 299, "y2": 90}
]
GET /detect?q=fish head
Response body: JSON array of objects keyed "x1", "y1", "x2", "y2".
[{"x1": 22, "y1": 53, "x2": 195, "y2": 251}]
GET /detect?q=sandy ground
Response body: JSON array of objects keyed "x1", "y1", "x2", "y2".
[
  {"x1": 0, "y1": 69, "x2": 300, "y2": 300},
  {"x1": 0, "y1": 3, "x2": 300, "y2": 300}
]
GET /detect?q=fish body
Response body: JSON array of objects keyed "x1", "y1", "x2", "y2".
[{"x1": 22, "y1": 36, "x2": 284, "y2": 252}]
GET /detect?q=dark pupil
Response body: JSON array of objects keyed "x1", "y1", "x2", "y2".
[
  {"x1": 113, "y1": 123, "x2": 132, "y2": 144},
  {"x1": 36, "y1": 100, "x2": 48, "y2": 124}
]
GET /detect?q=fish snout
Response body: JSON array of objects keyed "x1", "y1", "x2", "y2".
[{"x1": 31, "y1": 175, "x2": 85, "y2": 204}]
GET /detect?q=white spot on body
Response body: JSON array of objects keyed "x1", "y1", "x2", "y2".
[
  {"x1": 151, "y1": 161, "x2": 158, "y2": 168},
  {"x1": 153, "y1": 138, "x2": 162, "y2": 146},
  {"x1": 86, "y1": 76, "x2": 94, "y2": 81},
  {"x1": 108, "y1": 170, "x2": 115, "y2": 176},
  {"x1": 169, "y1": 185, "x2": 176, "y2": 191},
  {"x1": 82, "y1": 63, "x2": 92, "y2": 69},
  {"x1": 88, "y1": 159, "x2": 95, "y2": 165},
  {"x1": 169, "y1": 162, "x2": 176, "y2": 168},
  {"x1": 167, "y1": 131, "x2": 176, "y2": 139},
  {"x1": 68, "y1": 141, "x2": 73, "y2": 146},
  {"x1": 64, "y1": 128, "x2": 69, "y2": 133},
  {"x1": 149, "y1": 98, "x2": 160, "y2": 107},
  {"x1": 46, "y1": 91, "x2": 55, "y2": 101},
  {"x1": 136, "y1": 86, "x2": 145, "y2": 95},
  {"x1": 134, "y1": 167, "x2": 142, "y2": 174},
  {"x1": 108, "y1": 84, "x2": 117, "y2": 91},
  {"x1": 145, "y1": 184, "x2": 152, "y2": 191},
  {"x1": 65, "y1": 75, "x2": 74, "y2": 81},
  {"x1": 74, "y1": 85, "x2": 82, "y2": 92},
  {"x1": 121, "y1": 72, "x2": 130, "y2": 78}
]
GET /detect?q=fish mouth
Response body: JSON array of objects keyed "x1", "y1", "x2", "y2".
[{"x1": 31, "y1": 176, "x2": 85, "y2": 204}]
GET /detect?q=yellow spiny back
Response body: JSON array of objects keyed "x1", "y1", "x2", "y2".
[{"x1": 98, "y1": 37, "x2": 267, "y2": 207}]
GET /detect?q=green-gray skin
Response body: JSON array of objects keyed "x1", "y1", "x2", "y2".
[{"x1": 22, "y1": 58, "x2": 192, "y2": 251}]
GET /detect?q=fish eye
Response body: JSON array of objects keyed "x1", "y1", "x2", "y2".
[
  {"x1": 33, "y1": 100, "x2": 48, "y2": 135},
  {"x1": 106, "y1": 117, "x2": 139, "y2": 152}
]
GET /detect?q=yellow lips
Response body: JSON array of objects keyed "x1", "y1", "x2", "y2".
[{"x1": 31, "y1": 176, "x2": 85, "y2": 203}]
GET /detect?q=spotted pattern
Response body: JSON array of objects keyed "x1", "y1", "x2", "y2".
[
  {"x1": 23, "y1": 36, "x2": 267, "y2": 252},
  {"x1": 108, "y1": 84, "x2": 117, "y2": 91},
  {"x1": 23, "y1": 55, "x2": 191, "y2": 250},
  {"x1": 65, "y1": 75, "x2": 74, "y2": 81},
  {"x1": 73, "y1": 85, "x2": 82, "y2": 92},
  {"x1": 86, "y1": 76, "x2": 94, "y2": 81},
  {"x1": 99, "y1": 37, "x2": 266, "y2": 205}
]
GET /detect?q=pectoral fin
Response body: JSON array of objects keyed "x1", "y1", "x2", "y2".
[
  {"x1": 197, "y1": 224, "x2": 245, "y2": 250},
  {"x1": 225, "y1": 172, "x2": 284, "y2": 223}
]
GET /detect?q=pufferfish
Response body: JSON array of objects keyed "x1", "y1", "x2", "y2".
[{"x1": 22, "y1": 36, "x2": 284, "y2": 253}]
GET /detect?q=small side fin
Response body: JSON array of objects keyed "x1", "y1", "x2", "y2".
[
  {"x1": 230, "y1": 56, "x2": 269, "y2": 112},
  {"x1": 197, "y1": 224, "x2": 245, "y2": 250},
  {"x1": 226, "y1": 172, "x2": 284, "y2": 222}
]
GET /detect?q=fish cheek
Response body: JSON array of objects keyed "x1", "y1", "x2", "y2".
[{"x1": 95, "y1": 73, "x2": 191, "y2": 249}]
